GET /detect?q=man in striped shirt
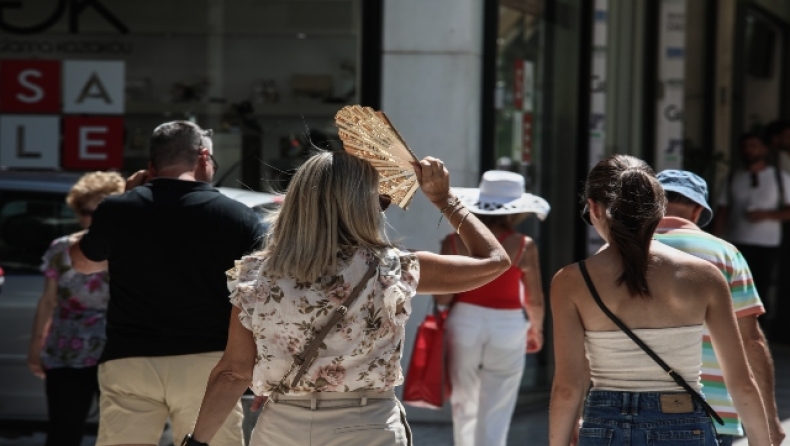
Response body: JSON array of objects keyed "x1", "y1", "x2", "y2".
[{"x1": 655, "y1": 170, "x2": 784, "y2": 445}]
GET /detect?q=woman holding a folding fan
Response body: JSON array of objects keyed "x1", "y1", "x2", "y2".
[
  {"x1": 182, "y1": 141, "x2": 513, "y2": 444},
  {"x1": 433, "y1": 170, "x2": 550, "y2": 446},
  {"x1": 549, "y1": 155, "x2": 772, "y2": 446}
]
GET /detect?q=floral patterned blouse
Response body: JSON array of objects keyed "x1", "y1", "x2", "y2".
[
  {"x1": 228, "y1": 245, "x2": 420, "y2": 396},
  {"x1": 40, "y1": 236, "x2": 110, "y2": 369}
]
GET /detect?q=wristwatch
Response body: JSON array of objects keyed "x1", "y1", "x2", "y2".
[{"x1": 181, "y1": 434, "x2": 209, "y2": 446}]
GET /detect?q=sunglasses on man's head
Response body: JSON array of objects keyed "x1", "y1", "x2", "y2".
[{"x1": 379, "y1": 194, "x2": 392, "y2": 212}]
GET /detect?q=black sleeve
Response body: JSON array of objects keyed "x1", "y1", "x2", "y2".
[
  {"x1": 79, "y1": 200, "x2": 113, "y2": 262},
  {"x1": 240, "y1": 207, "x2": 266, "y2": 254}
]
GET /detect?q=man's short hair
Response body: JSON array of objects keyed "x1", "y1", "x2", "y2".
[
  {"x1": 665, "y1": 190, "x2": 699, "y2": 208},
  {"x1": 149, "y1": 121, "x2": 207, "y2": 169},
  {"x1": 739, "y1": 132, "x2": 764, "y2": 149}
]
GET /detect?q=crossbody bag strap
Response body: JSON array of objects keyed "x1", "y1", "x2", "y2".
[
  {"x1": 287, "y1": 261, "x2": 379, "y2": 388},
  {"x1": 775, "y1": 165, "x2": 786, "y2": 209},
  {"x1": 577, "y1": 261, "x2": 724, "y2": 426}
]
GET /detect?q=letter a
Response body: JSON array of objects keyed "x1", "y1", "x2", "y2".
[{"x1": 76, "y1": 72, "x2": 112, "y2": 104}]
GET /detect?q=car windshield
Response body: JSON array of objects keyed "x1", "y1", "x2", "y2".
[{"x1": 0, "y1": 190, "x2": 80, "y2": 273}]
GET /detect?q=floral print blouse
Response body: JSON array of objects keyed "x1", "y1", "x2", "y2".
[
  {"x1": 228, "y1": 245, "x2": 420, "y2": 396},
  {"x1": 40, "y1": 236, "x2": 110, "y2": 369}
]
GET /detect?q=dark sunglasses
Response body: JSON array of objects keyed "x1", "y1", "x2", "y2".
[
  {"x1": 209, "y1": 153, "x2": 219, "y2": 172},
  {"x1": 580, "y1": 204, "x2": 592, "y2": 226},
  {"x1": 200, "y1": 129, "x2": 219, "y2": 171},
  {"x1": 78, "y1": 208, "x2": 96, "y2": 217},
  {"x1": 379, "y1": 194, "x2": 392, "y2": 212}
]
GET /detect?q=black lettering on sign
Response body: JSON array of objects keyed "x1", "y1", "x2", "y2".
[
  {"x1": 16, "y1": 126, "x2": 42, "y2": 158},
  {"x1": 0, "y1": 0, "x2": 128, "y2": 35},
  {"x1": 77, "y1": 72, "x2": 112, "y2": 104}
]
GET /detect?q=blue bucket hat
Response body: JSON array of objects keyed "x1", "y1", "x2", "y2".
[{"x1": 656, "y1": 170, "x2": 713, "y2": 227}]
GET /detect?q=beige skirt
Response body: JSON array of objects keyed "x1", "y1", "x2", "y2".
[{"x1": 249, "y1": 391, "x2": 412, "y2": 446}]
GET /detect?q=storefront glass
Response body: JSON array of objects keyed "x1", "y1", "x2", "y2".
[
  {"x1": 0, "y1": 0, "x2": 362, "y2": 191},
  {"x1": 486, "y1": 0, "x2": 586, "y2": 396}
]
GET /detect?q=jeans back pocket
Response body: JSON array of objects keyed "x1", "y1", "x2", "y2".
[
  {"x1": 579, "y1": 427, "x2": 615, "y2": 446},
  {"x1": 647, "y1": 429, "x2": 706, "y2": 445}
]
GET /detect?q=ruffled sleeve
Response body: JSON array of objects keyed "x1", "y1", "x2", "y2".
[
  {"x1": 40, "y1": 237, "x2": 67, "y2": 280},
  {"x1": 378, "y1": 247, "x2": 420, "y2": 326},
  {"x1": 227, "y1": 254, "x2": 265, "y2": 330}
]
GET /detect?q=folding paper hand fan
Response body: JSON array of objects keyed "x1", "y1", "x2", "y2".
[{"x1": 335, "y1": 105, "x2": 420, "y2": 209}]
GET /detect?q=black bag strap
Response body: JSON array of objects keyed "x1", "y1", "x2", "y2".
[
  {"x1": 577, "y1": 261, "x2": 724, "y2": 426},
  {"x1": 774, "y1": 165, "x2": 786, "y2": 209}
]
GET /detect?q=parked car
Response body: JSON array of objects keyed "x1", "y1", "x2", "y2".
[{"x1": 0, "y1": 171, "x2": 279, "y2": 424}]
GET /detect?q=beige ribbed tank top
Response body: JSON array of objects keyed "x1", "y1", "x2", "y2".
[{"x1": 585, "y1": 325, "x2": 703, "y2": 392}]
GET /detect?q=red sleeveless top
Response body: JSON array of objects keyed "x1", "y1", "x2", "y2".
[{"x1": 452, "y1": 231, "x2": 527, "y2": 310}]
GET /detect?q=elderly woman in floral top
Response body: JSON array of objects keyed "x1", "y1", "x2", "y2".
[
  {"x1": 27, "y1": 171, "x2": 124, "y2": 446},
  {"x1": 186, "y1": 151, "x2": 511, "y2": 446}
]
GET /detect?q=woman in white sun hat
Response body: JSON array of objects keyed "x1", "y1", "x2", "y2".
[{"x1": 434, "y1": 170, "x2": 550, "y2": 446}]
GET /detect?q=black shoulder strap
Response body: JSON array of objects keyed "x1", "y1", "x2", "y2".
[
  {"x1": 774, "y1": 165, "x2": 786, "y2": 209},
  {"x1": 577, "y1": 261, "x2": 724, "y2": 425}
]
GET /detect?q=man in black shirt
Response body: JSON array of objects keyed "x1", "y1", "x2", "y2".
[{"x1": 70, "y1": 121, "x2": 264, "y2": 446}]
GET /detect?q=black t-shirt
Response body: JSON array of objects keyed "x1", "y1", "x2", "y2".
[{"x1": 80, "y1": 178, "x2": 265, "y2": 363}]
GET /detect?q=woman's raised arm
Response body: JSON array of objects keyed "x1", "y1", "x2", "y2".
[{"x1": 412, "y1": 157, "x2": 509, "y2": 294}]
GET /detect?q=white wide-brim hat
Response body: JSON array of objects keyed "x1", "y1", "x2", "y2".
[{"x1": 453, "y1": 170, "x2": 551, "y2": 220}]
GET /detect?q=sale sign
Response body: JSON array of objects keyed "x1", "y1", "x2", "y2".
[
  {"x1": 62, "y1": 116, "x2": 124, "y2": 170},
  {"x1": 0, "y1": 115, "x2": 61, "y2": 169},
  {"x1": 0, "y1": 60, "x2": 61, "y2": 113},
  {"x1": 0, "y1": 59, "x2": 125, "y2": 171}
]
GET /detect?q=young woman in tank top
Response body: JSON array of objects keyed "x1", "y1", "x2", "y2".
[
  {"x1": 549, "y1": 155, "x2": 772, "y2": 446},
  {"x1": 434, "y1": 170, "x2": 550, "y2": 446}
]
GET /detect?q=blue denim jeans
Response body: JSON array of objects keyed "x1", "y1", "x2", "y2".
[{"x1": 579, "y1": 391, "x2": 718, "y2": 446}]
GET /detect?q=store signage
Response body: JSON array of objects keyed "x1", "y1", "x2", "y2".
[
  {"x1": 654, "y1": 0, "x2": 686, "y2": 171},
  {"x1": 0, "y1": 59, "x2": 124, "y2": 170},
  {"x1": 0, "y1": 39, "x2": 133, "y2": 55},
  {"x1": 63, "y1": 60, "x2": 124, "y2": 114},
  {"x1": 62, "y1": 116, "x2": 123, "y2": 169},
  {"x1": 0, "y1": 59, "x2": 60, "y2": 113},
  {"x1": 0, "y1": 115, "x2": 60, "y2": 168},
  {"x1": 0, "y1": 0, "x2": 129, "y2": 35}
]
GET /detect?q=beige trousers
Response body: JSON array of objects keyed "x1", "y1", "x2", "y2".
[
  {"x1": 96, "y1": 352, "x2": 244, "y2": 446},
  {"x1": 250, "y1": 393, "x2": 412, "y2": 446}
]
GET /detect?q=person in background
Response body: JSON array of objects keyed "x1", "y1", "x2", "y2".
[
  {"x1": 69, "y1": 121, "x2": 265, "y2": 446},
  {"x1": 711, "y1": 132, "x2": 790, "y2": 323},
  {"x1": 27, "y1": 171, "x2": 125, "y2": 446},
  {"x1": 183, "y1": 152, "x2": 511, "y2": 446},
  {"x1": 435, "y1": 170, "x2": 549, "y2": 446},
  {"x1": 550, "y1": 155, "x2": 771, "y2": 446},
  {"x1": 654, "y1": 170, "x2": 784, "y2": 446},
  {"x1": 765, "y1": 119, "x2": 790, "y2": 344}
]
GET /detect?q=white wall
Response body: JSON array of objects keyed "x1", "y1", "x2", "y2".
[{"x1": 380, "y1": 0, "x2": 484, "y2": 422}]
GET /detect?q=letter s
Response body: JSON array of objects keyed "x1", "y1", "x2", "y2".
[{"x1": 17, "y1": 69, "x2": 44, "y2": 103}]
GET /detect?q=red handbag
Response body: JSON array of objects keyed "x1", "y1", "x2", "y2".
[{"x1": 402, "y1": 307, "x2": 451, "y2": 409}]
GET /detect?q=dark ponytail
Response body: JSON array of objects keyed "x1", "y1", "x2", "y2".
[{"x1": 583, "y1": 155, "x2": 666, "y2": 297}]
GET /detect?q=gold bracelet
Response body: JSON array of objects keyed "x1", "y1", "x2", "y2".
[
  {"x1": 456, "y1": 211, "x2": 471, "y2": 234},
  {"x1": 436, "y1": 197, "x2": 462, "y2": 228},
  {"x1": 447, "y1": 204, "x2": 465, "y2": 224}
]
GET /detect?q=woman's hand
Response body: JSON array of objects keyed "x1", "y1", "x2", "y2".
[
  {"x1": 412, "y1": 157, "x2": 451, "y2": 205},
  {"x1": 527, "y1": 325, "x2": 544, "y2": 353},
  {"x1": 27, "y1": 349, "x2": 44, "y2": 379}
]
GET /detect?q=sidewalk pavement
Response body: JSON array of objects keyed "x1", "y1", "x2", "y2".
[{"x1": 2, "y1": 344, "x2": 789, "y2": 446}]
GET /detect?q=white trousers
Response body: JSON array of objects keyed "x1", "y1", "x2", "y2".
[{"x1": 446, "y1": 303, "x2": 529, "y2": 446}]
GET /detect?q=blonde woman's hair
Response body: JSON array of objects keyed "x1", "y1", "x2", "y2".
[
  {"x1": 66, "y1": 171, "x2": 125, "y2": 210},
  {"x1": 263, "y1": 150, "x2": 389, "y2": 282}
]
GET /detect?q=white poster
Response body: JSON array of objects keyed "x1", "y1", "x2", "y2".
[
  {"x1": 63, "y1": 61, "x2": 125, "y2": 114},
  {"x1": 587, "y1": 0, "x2": 609, "y2": 255},
  {"x1": 0, "y1": 115, "x2": 60, "y2": 169},
  {"x1": 654, "y1": 0, "x2": 686, "y2": 171}
]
